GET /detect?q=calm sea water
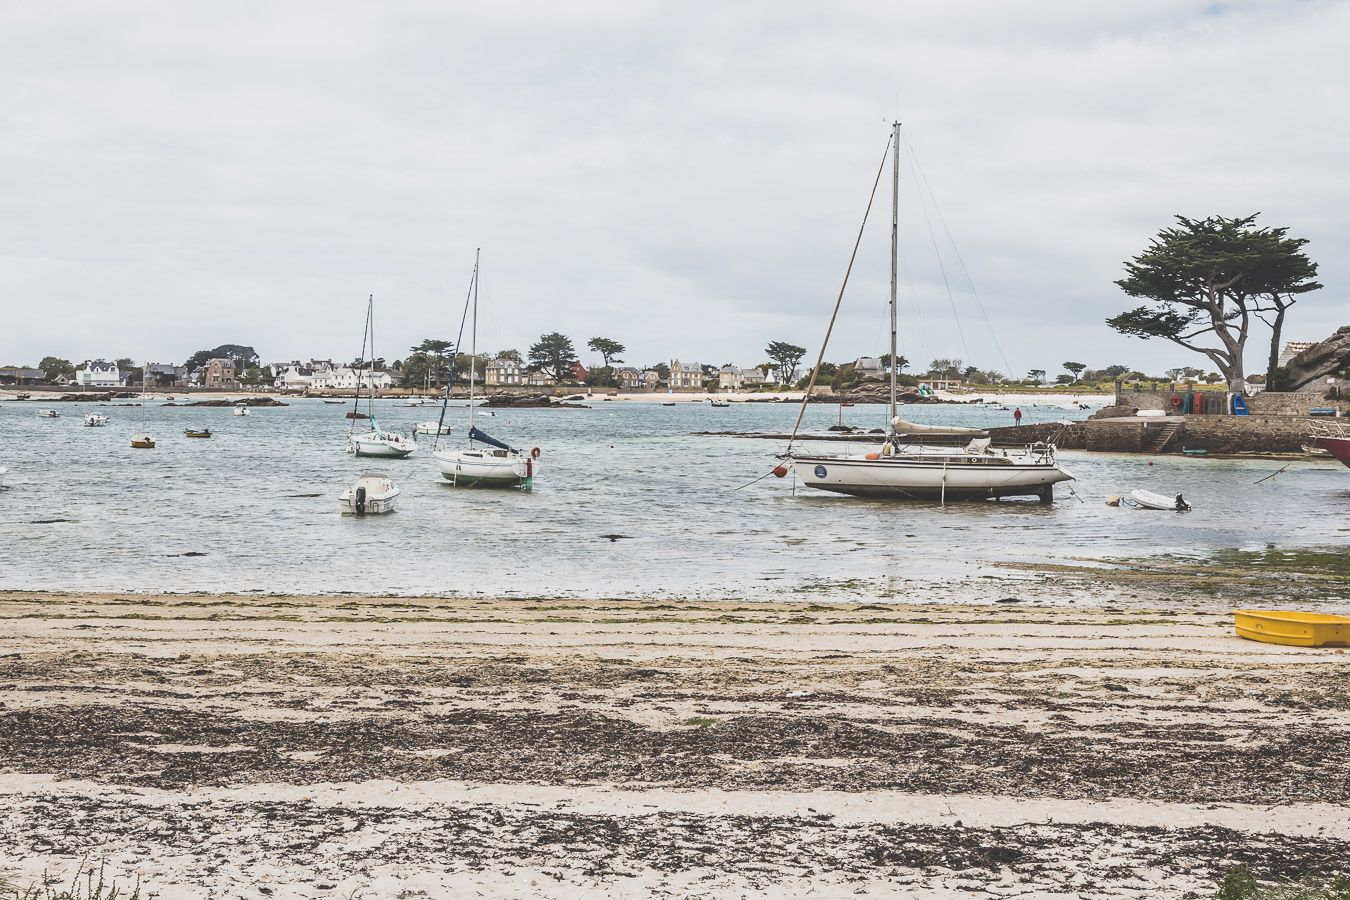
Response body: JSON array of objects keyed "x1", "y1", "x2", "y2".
[{"x1": 1, "y1": 397, "x2": 1345, "y2": 602}]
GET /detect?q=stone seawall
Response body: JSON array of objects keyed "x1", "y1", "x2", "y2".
[
  {"x1": 1178, "y1": 415, "x2": 1320, "y2": 454},
  {"x1": 1116, "y1": 388, "x2": 1346, "y2": 416}
]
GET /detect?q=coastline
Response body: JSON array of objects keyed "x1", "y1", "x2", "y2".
[{"x1": 3, "y1": 591, "x2": 1347, "y2": 897}]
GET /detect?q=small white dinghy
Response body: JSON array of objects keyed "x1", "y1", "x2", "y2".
[
  {"x1": 233, "y1": 406, "x2": 250, "y2": 416},
  {"x1": 37, "y1": 409, "x2": 60, "y2": 418},
  {"x1": 84, "y1": 413, "x2": 110, "y2": 427},
  {"x1": 339, "y1": 473, "x2": 401, "y2": 515},
  {"x1": 1127, "y1": 489, "x2": 1191, "y2": 511},
  {"x1": 0, "y1": 466, "x2": 7, "y2": 489},
  {"x1": 415, "y1": 421, "x2": 452, "y2": 435}
]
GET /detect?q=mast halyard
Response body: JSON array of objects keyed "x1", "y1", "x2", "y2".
[
  {"x1": 349, "y1": 295, "x2": 373, "y2": 437},
  {"x1": 889, "y1": 120, "x2": 900, "y2": 429}
]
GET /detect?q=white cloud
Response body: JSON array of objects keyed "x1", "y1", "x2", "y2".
[{"x1": 1, "y1": 0, "x2": 1346, "y2": 377}]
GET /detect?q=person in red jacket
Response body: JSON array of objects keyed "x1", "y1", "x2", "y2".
[{"x1": 1013, "y1": 407, "x2": 1023, "y2": 426}]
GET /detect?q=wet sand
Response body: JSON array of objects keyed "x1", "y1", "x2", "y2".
[{"x1": 2, "y1": 591, "x2": 1347, "y2": 897}]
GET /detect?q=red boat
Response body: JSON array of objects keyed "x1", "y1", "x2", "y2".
[{"x1": 1310, "y1": 422, "x2": 1350, "y2": 469}]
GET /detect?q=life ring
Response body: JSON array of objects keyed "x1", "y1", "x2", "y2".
[
  {"x1": 1170, "y1": 396, "x2": 1183, "y2": 408},
  {"x1": 530, "y1": 447, "x2": 541, "y2": 459}
]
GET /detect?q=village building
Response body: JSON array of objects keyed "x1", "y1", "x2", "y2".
[
  {"x1": 919, "y1": 378, "x2": 962, "y2": 391},
  {"x1": 853, "y1": 357, "x2": 884, "y2": 378},
  {"x1": 613, "y1": 366, "x2": 644, "y2": 390},
  {"x1": 668, "y1": 359, "x2": 706, "y2": 390},
  {"x1": 484, "y1": 358, "x2": 525, "y2": 386},
  {"x1": 1278, "y1": 341, "x2": 1317, "y2": 368},
  {"x1": 0, "y1": 367, "x2": 46, "y2": 385},
  {"x1": 75, "y1": 360, "x2": 121, "y2": 387},
  {"x1": 202, "y1": 358, "x2": 238, "y2": 388},
  {"x1": 311, "y1": 367, "x2": 394, "y2": 391},
  {"x1": 145, "y1": 363, "x2": 188, "y2": 387}
]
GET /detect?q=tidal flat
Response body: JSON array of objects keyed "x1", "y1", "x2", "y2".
[{"x1": 2, "y1": 591, "x2": 1348, "y2": 898}]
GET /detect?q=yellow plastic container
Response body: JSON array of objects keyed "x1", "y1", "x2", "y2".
[{"x1": 1233, "y1": 610, "x2": 1350, "y2": 648}]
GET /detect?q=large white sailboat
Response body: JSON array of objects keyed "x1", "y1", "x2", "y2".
[
  {"x1": 784, "y1": 123, "x2": 1072, "y2": 503},
  {"x1": 347, "y1": 295, "x2": 415, "y2": 459},
  {"x1": 432, "y1": 251, "x2": 538, "y2": 488}
]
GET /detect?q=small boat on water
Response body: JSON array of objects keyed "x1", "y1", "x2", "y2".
[
  {"x1": 233, "y1": 406, "x2": 250, "y2": 417},
  {"x1": 130, "y1": 434, "x2": 156, "y2": 449},
  {"x1": 1301, "y1": 443, "x2": 1330, "y2": 457},
  {"x1": 184, "y1": 428, "x2": 212, "y2": 438},
  {"x1": 1127, "y1": 489, "x2": 1191, "y2": 511},
  {"x1": 0, "y1": 466, "x2": 7, "y2": 489},
  {"x1": 339, "y1": 472, "x2": 401, "y2": 515},
  {"x1": 83, "y1": 413, "x2": 109, "y2": 427},
  {"x1": 1233, "y1": 610, "x2": 1350, "y2": 648},
  {"x1": 322, "y1": 399, "x2": 347, "y2": 405},
  {"x1": 1308, "y1": 421, "x2": 1350, "y2": 469},
  {"x1": 710, "y1": 400, "x2": 730, "y2": 408},
  {"x1": 346, "y1": 296, "x2": 416, "y2": 459},
  {"x1": 415, "y1": 421, "x2": 452, "y2": 435},
  {"x1": 37, "y1": 409, "x2": 60, "y2": 418}
]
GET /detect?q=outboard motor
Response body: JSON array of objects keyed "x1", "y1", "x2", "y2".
[
  {"x1": 1174, "y1": 493, "x2": 1191, "y2": 512},
  {"x1": 354, "y1": 485, "x2": 367, "y2": 516}
]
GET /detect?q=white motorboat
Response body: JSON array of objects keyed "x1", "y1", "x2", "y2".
[
  {"x1": 431, "y1": 250, "x2": 537, "y2": 489},
  {"x1": 415, "y1": 421, "x2": 452, "y2": 435},
  {"x1": 339, "y1": 472, "x2": 401, "y2": 515},
  {"x1": 37, "y1": 409, "x2": 60, "y2": 418},
  {"x1": 349, "y1": 430, "x2": 416, "y2": 457},
  {"x1": 781, "y1": 122, "x2": 1072, "y2": 503},
  {"x1": 346, "y1": 295, "x2": 416, "y2": 459},
  {"x1": 1127, "y1": 489, "x2": 1191, "y2": 511},
  {"x1": 83, "y1": 413, "x2": 110, "y2": 427},
  {"x1": 233, "y1": 406, "x2": 250, "y2": 416},
  {"x1": 322, "y1": 399, "x2": 347, "y2": 404},
  {"x1": 0, "y1": 466, "x2": 7, "y2": 489}
]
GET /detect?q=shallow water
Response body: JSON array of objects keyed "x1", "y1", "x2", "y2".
[{"x1": 1, "y1": 397, "x2": 1346, "y2": 601}]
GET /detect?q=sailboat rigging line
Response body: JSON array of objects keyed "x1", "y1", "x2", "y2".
[
  {"x1": 349, "y1": 295, "x2": 373, "y2": 436},
  {"x1": 730, "y1": 466, "x2": 786, "y2": 493},
  {"x1": 433, "y1": 264, "x2": 478, "y2": 451},
  {"x1": 908, "y1": 147, "x2": 971, "y2": 367},
  {"x1": 1254, "y1": 464, "x2": 1290, "y2": 485},
  {"x1": 786, "y1": 132, "x2": 894, "y2": 451},
  {"x1": 903, "y1": 132, "x2": 1014, "y2": 380}
]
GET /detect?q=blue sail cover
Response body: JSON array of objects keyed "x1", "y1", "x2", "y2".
[{"x1": 469, "y1": 426, "x2": 516, "y2": 452}]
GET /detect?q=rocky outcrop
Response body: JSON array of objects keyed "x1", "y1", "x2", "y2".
[
  {"x1": 1090, "y1": 405, "x2": 1138, "y2": 419},
  {"x1": 1278, "y1": 326, "x2": 1350, "y2": 392},
  {"x1": 482, "y1": 393, "x2": 588, "y2": 408},
  {"x1": 162, "y1": 397, "x2": 288, "y2": 407}
]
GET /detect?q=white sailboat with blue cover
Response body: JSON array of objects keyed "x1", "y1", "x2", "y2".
[{"x1": 432, "y1": 250, "x2": 538, "y2": 488}]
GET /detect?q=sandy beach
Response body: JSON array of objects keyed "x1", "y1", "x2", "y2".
[{"x1": 2, "y1": 590, "x2": 1347, "y2": 897}]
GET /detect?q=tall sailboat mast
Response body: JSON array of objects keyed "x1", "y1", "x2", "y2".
[
  {"x1": 889, "y1": 120, "x2": 900, "y2": 427},
  {"x1": 467, "y1": 248, "x2": 480, "y2": 443}
]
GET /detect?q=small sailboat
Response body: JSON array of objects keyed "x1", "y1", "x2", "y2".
[
  {"x1": 130, "y1": 363, "x2": 155, "y2": 449},
  {"x1": 37, "y1": 409, "x2": 60, "y2": 418},
  {"x1": 184, "y1": 428, "x2": 213, "y2": 438},
  {"x1": 781, "y1": 123, "x2": 1072, "y2": 503},
  {"x1": 339, "y1": 472, "x2": 401, "y2": 515},
  {"x1": 83, "y1": 413, "x2": 109, "y2": 427},
  {"x1": 347, "y1": 295, "x2": 415, "y2": 459},
  {"x1": 432, "y1": 250, "x2": 537, "y2": 488}
]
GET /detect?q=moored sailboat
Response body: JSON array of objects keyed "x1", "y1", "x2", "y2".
[
  {"x1": 782, "y1": 122, "x2": 1072, "y2": 502},
  {"x1": 346, "y1": 295, "x2": 415, "y2": 459},
  {"x1": 432, "y1": 250, "x2": 537, "y2": 488}
]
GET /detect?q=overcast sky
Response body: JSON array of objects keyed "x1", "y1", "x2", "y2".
[{"x1": 3, "y1": 1, "x2": 1347, "y2": 378}]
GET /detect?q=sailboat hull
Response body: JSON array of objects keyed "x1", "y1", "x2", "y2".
[
  {"x1": 349, "y1": 435, "x2": 416, "y2": 458},
  {"x1": 433, "y1": 449, "x2": 534, "y2": 487},
  {"x1": 790, "y1": 453, "x2": 1072, "y2": 501}
]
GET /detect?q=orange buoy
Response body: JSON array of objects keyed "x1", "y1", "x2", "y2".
[
  {"x1": 864, "y1": 452, "x2": 880, "y2": 460},
  {"x1": 772, "y1": 464, "x2": 789, "y2": 478}
]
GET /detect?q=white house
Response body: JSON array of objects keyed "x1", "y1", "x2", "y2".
[
  {"x1": 273, "y1": 364, "x2": 315, "y2": 391},
  {"x1": 853, "y1": 357, "x2": 884, "y2": 377},
  {"x1": 76, "y1": 360, "x2": 120, "y2": 387},
  {"x1": 312, "y1": 367, "x2": 394, "y2": 391}
]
